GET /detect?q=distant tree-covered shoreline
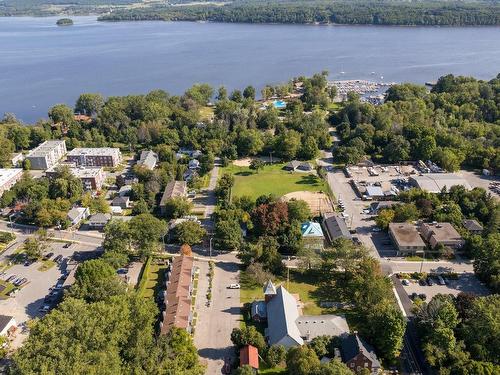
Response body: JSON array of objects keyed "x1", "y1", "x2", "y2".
[{"x1": 97, "y1": 1, "x2": 500, "y2": 26}]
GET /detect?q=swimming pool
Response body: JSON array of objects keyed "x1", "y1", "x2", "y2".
[{"x1": 272, "y1": 100, "x2": 287, "y2": 109}]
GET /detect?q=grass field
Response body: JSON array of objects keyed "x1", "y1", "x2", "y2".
[
  {"x1": 240, "y1": 270, "x2": 326, "y2": 316},
  {"x1": 0, "y1": 280, "x2": 15, "y2": 300},
  {"x1": 222, "y1": 163, "x2": 327, "y2": 200}
]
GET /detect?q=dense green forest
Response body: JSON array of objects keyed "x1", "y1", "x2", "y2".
[
  {"x1": 0, "y1": 0, "x2": 136, "y2": 16},
  {"x1": 1, "y1": 0, "x2": 500, "y2": 25},
  {"x1": 98, "y1": 0, "x2": 500, "y2": 26}
]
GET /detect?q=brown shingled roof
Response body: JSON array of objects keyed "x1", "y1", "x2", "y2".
[
  {"x1": 160, "y1": 181, "x2": 187, "y2": 207},
  {"x1": 160, "y1": 255, "x2": 194, "y2": 335}
]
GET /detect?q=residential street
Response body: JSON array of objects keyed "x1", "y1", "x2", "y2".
[{"x1": 193, "y1": 253, "x2": 240, "y2": 375}]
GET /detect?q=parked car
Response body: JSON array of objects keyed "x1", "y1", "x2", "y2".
[
  {"x1": 427, "y1": 278, "x2": 435, "y2": 286},
  {"x1": 63, "y1": 243, "x2": 71, "y2": 249},
  {"x1": 117, "y1": 268, "x2": 129, "y2": 275},
  {"x1": 54, "y1": 255, "x2": 63, "y2": 264},
  {"x1": 437, "y1": 275, "x2": 446, "y2": 285},
  {"x1": 419, "y1": 279, "x2": 427, "y2": 286},
  {"x1": 6, "y1": 275, "x2": 17, "y2": 283},
  {"x1": 227, "y1": 284, "x2": 240, "y2": 289},
  {"x1": 43, "y1": 252, "x2": 54, "y2": 260},
  {"x1": 402, "y1": 279, "x2": 410, "y2": 286},
  {"x1": 409, "y1": 292, "x2": 418, "y2": 300},
  {"x1": 38, "y1": 304, "x2": 51, "y2": 313},
  {"x1": 418, "y1": 293, "x2": 427, "y2": 301}
]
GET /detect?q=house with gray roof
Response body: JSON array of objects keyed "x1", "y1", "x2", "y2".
[
  {"x1": 322, "y1": 212, "x2": 352, "y2": 243},
  {"x1": 296, "y1": 315, "x2": 350, "y2": 342},
  {"x1": 252, "y1": 280, "x2": 350, "y2": 349},
  {"x1": 463, "y1": 219, "x2": 483, "y2": 234},
  {"x1": 283, "y1": 160, "x2": 313, "y2": 172},
  {"x1": 265, "y1": 286, "x2": 304, "y2": 347},
  {"x1": 87, "y1": 213, "x2": 111, "y2": 230},
  {"x1": 341, "y1": 333, "x2": 381, "y2": 374}
]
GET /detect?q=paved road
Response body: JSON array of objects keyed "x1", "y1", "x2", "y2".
[
  {"x1": 193, "y1": 253, "x2": 240, "y2": 375},
  {"x1": 204, "y1": 165, "x2": 219, "y2": 219},
  {"x1": 0, "y1": 221, "x2": 103, "y2": 244}
]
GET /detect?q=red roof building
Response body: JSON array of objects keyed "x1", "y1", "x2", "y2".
[
  {"x1": 240, "y1": 344, "x2": 259, "y2": 371},
  {"x1": 160, "y1": 255, "x2": 194, "y2": 335}
]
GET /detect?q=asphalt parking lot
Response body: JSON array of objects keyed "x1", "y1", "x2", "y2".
[
  {"x1": 0, "y1": 241, "x2": 99, "y2": 347},
  {"x1": 400, "y1": 273, "x2": 490, "y2": 302}
]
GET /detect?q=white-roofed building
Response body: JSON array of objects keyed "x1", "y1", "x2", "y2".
[
  {"x1": 409, "y1": 173, "x2": 471, "y2": 193},
  {"x1": 0, "y1": 168, "x2": 23, "y2": 197},
  {"x1": 26, "y1": 140, "x2": 67, "y2": 170}
]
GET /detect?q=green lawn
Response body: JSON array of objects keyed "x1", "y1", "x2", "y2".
[
  {"x1": 240, "y1": 270, "x2": 328, "y2": 316},
  {"x1": 222, "y1": 163, "x2": 327, "y2": 200},
  {"x1": 0, "y1": 280, "x2": 15, "y2": 300},
  {"x1": 138, "y1": 260, "x2": 169, "y2": 299}
]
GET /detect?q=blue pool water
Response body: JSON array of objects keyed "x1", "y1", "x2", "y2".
[{"x1": 273, "y1": 100, "x2": 287, "y2": 109}]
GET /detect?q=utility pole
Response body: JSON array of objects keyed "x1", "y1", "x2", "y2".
[
  {"x1": 419, "y1": 250, "x2": 425, "y2": 274},
  {"x1": 287, "y1": 266, "x2": 290, "y2": 290}
]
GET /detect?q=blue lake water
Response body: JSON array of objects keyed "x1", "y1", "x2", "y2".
[{"x1": 1, "y1": 16, "x2": 500, "y2": 122}]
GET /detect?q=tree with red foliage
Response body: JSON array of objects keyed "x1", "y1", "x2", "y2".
[{"x1": 251, "y1": 201, "x2": 289, "y2": 236}]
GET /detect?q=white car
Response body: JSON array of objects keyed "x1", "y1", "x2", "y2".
[
  {"x1": 402, "y1": 279, "x2": 410, "y2": 286},
  {"x1": 341, "y1": 212, "x2": 349, "y2": 218},
  {"x1": 227, "y1": 284, "x2": 240, "y2": 289}
]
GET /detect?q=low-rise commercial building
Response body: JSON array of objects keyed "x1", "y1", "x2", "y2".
[
  {"x1": 160, "y1": 255, "x2": 195, "y2": 335},
  {"x1": 420, "y1": 222, "x2": 465, "y2": 250},
  {"x1": 0, "y1": 168, "x2": 23, "y2": 197},
  {"x1": 67, "y1": 147, "x2": 122, "y2": 167},
  {"x1": 388, "y1": 222, "x2": 426, "y2": 255},
  {"x1": 26, "y1": 140, "x2": 67, "y2": 170},
  {"x1": 409, "y1": 173, "x2": 471, "y2": 193}
]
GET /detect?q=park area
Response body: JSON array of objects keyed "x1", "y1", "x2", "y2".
[{"x1": 222, "y1": 163, "x2": 328, "y2": 200}]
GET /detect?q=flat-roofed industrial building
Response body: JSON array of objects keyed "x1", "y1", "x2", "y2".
[{"x1": 409, "y1": 173, "x2": 471, "y2": 193}]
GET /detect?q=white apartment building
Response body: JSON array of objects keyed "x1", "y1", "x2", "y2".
[
  {"x1": 25, "y1": 140, "x2": 67, "y2": 170},
  {"x1": 0, "y1": 168, "x2": 23, "y2": 197}
]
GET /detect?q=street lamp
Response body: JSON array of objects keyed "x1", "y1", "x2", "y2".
[
  {"x1": 162, "y1": 230, "x2": 168, "y2": 251},
  {"x1": 209, "y1": 237, "x2": 214, "y2": 259},
  {"x1": 8, "y1": 213, "x2": 15, "y2": 234}
]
